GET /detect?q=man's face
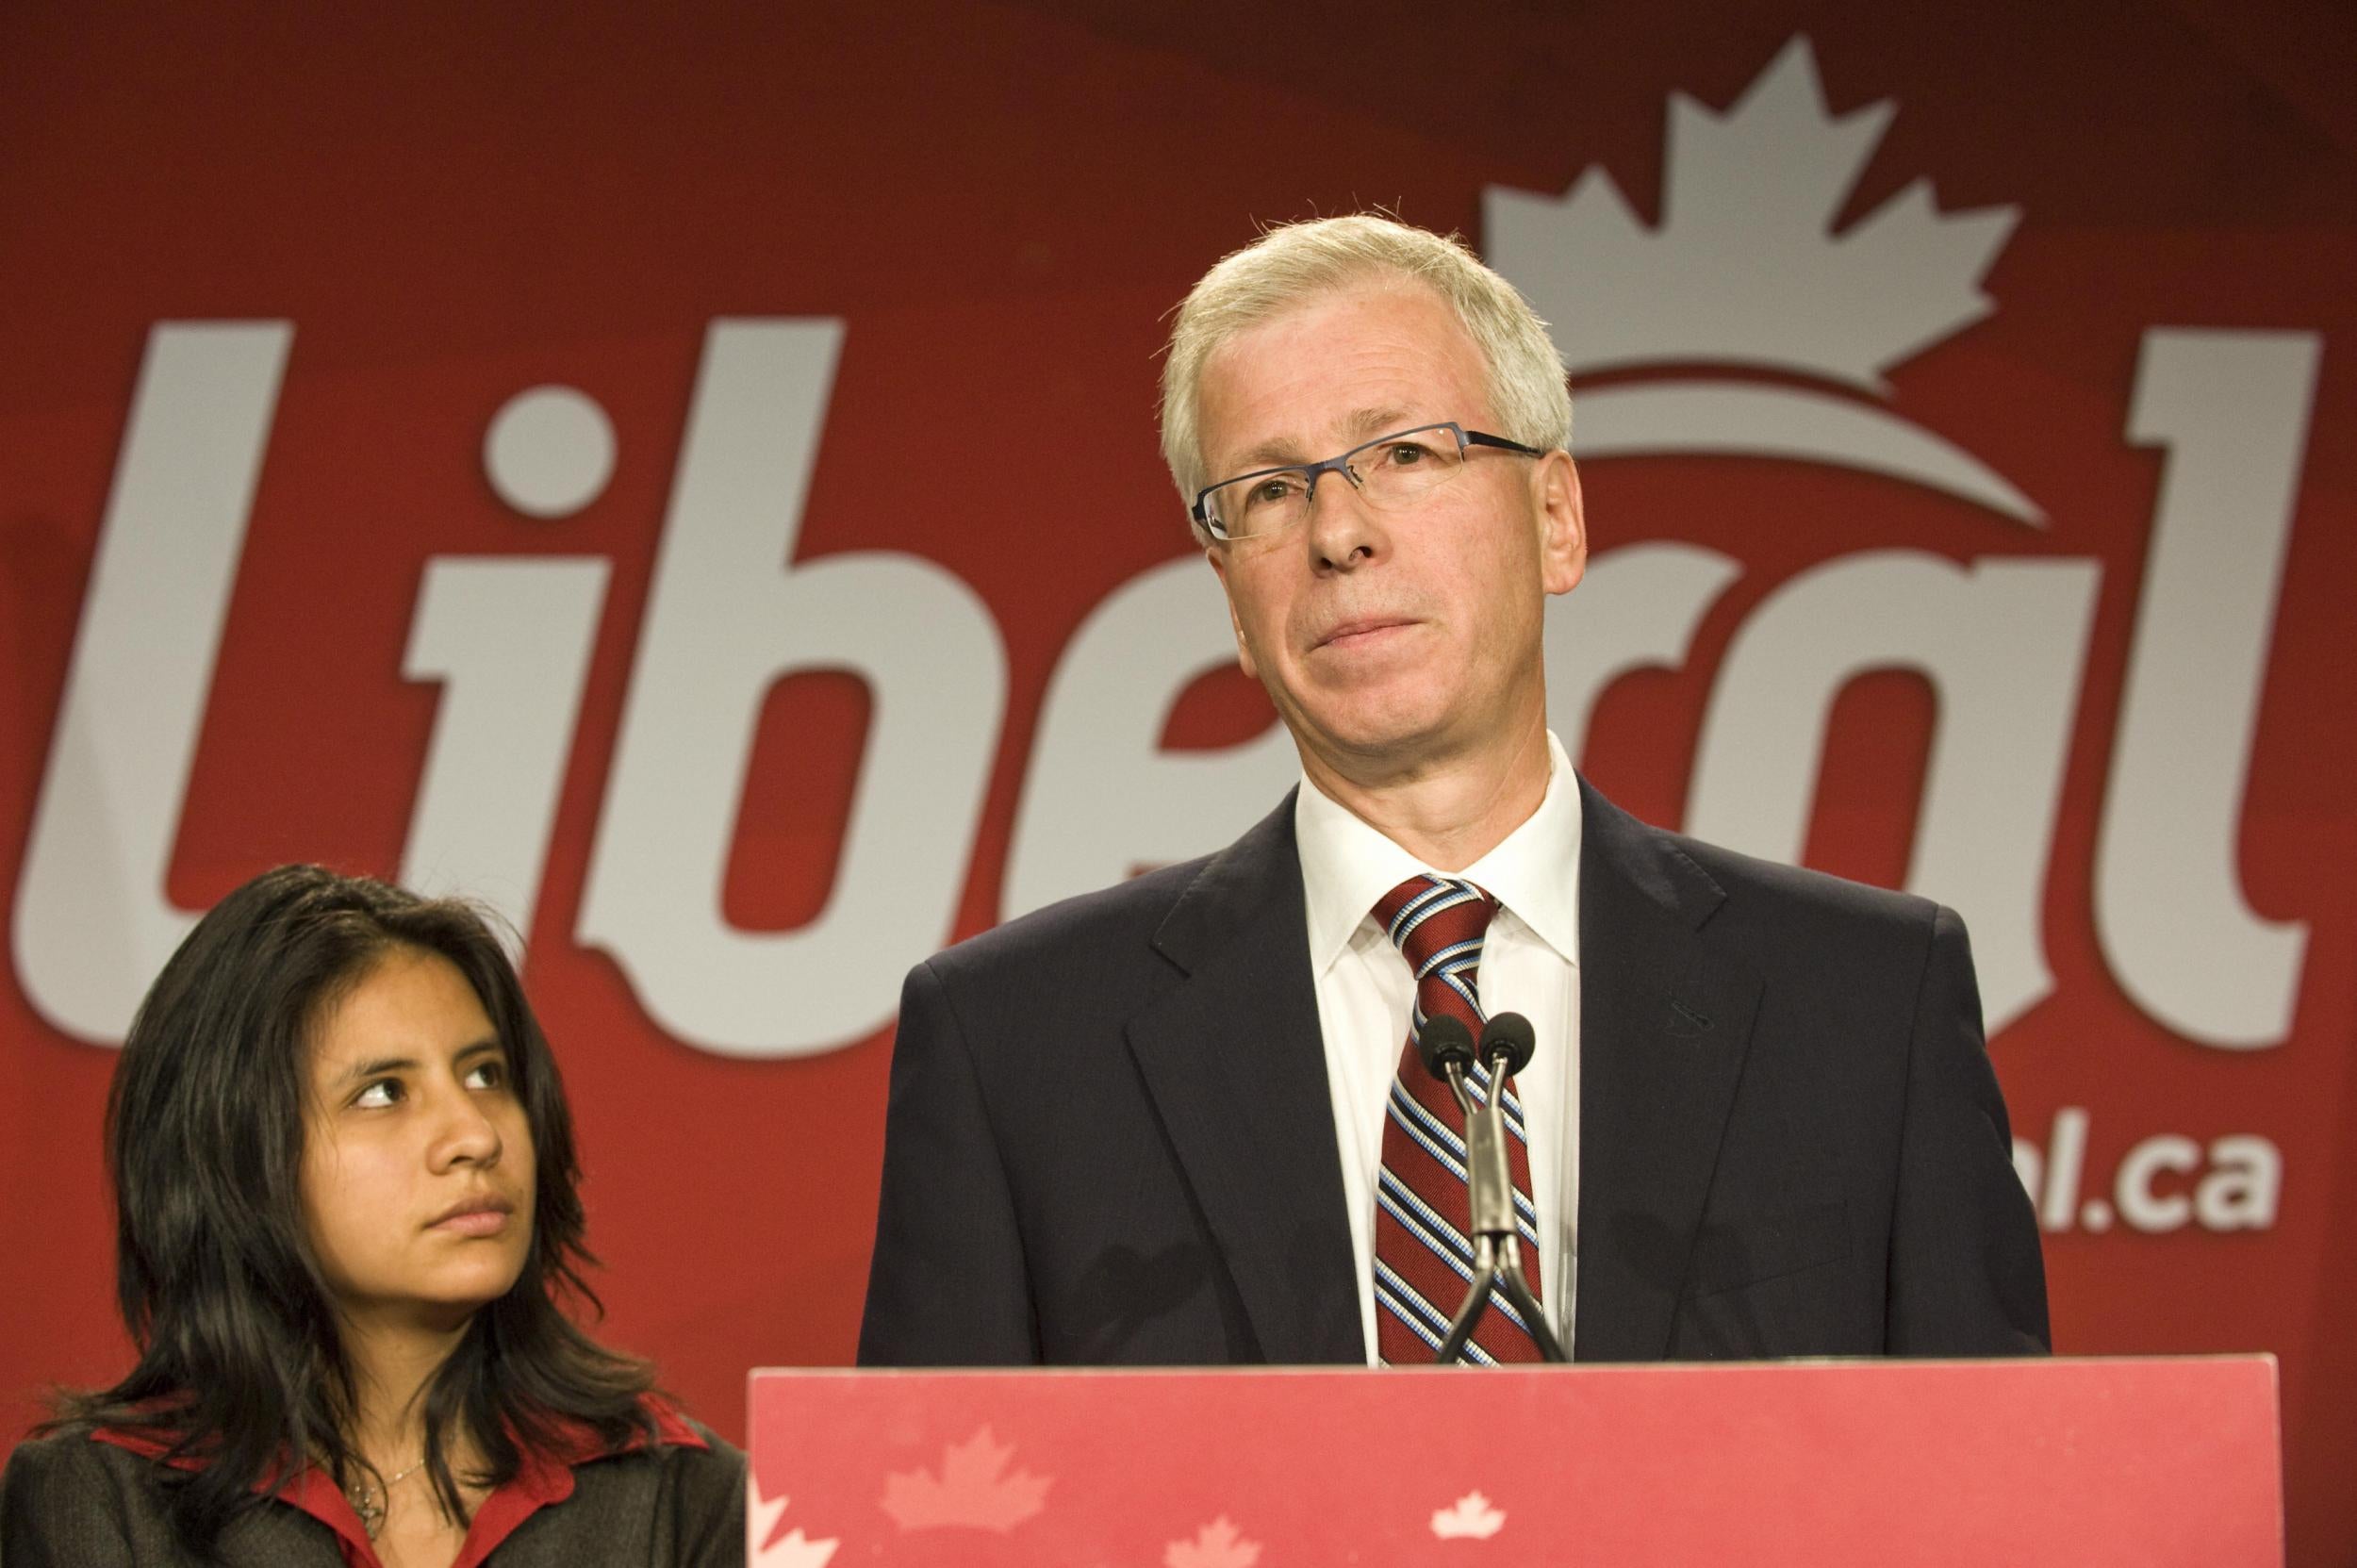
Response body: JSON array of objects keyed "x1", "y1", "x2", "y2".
[{"x1": 1199, "y1": 279, "x2": 1585, "y2": 788}]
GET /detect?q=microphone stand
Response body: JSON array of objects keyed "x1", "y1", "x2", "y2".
[{"x1": 1429, "y1": 1015, "x2": 1565, "y2": 1364}]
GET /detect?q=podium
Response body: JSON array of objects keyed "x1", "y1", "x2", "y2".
[{"x1": 747, "y1": 1356, "x2": 2281, "y2": 1564}]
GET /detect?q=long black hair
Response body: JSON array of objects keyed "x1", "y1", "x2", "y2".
[{"x1": 51, "y1": 865, "x2": 656, "y2": 1556}]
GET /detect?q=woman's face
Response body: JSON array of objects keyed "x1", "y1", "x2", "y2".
[{"x1": 299, "y1": 947, "x2": 536, "y2": 1332}]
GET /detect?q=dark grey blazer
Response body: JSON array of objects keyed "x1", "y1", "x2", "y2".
[
  {"x1": 0, "y1": 1425, "x2": 746, "y2": 1566},
  {"x1": 859, "y1": 776, "x2": 2049, "y2": 1365}
]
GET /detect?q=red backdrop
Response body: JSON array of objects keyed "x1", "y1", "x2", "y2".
[{"x1": 4, "y1": 5, "x2": 2351, "y2": 1561}]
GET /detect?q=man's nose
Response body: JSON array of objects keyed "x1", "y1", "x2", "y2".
[{"x1": 1303, "y1": 463, "x2": 1380, "y2": 569}]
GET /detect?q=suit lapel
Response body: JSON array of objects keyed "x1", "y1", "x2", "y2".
[
  {"x1": 1573, "y1": 778, "x2": 1762, "y2": 1362},
  {"x1": 1126, "y1": 796, "x2": 1366, "y2": 1364}
]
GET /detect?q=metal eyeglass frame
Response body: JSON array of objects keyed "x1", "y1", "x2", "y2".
[{"x1": 1190, "y1": 421, "x2": 1545, "y2": 541}]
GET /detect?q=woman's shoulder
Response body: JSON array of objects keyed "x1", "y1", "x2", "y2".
[
  {"x1": 645, "y1": 1395, "x2": 743, "y2": 1457},
  {"x1": 5, "y1": 1427, "x2": 139, "y2": 1500},
  {"x1": 660, "y1": 1412, "x2": 747, "y2": 1496},
  {"x1": 606, "y1": 1396, "x2": 746, "y2": 1497},
  {"x1": 2, "y1": 1428, "x2": 148, "y2": 1562},
  {"x1": 5, "y1": 1427, "x2": 347, "y2": 1566},
  {"x1": 548, "y1": 1400, "x2": 745, "y2": 1564}
]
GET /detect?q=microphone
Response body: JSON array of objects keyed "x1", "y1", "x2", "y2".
[
  {"x1": 1430, "y1": 1009, "x2": 1566, "y2": 1363},
  {"x1": 1415, "y1": 1015, "x2": 1476, "y2": 1083},
  {"x1": 1477, "y1": 1012, "x2": 1536, "y2": 1077}
]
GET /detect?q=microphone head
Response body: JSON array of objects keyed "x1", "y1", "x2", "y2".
[
  {"x1": 1415, "y1": 1015, "x2": 1476, "y2": 1082},
  {"x1": 1478, "y1": 1012, "x2": 1537, "y2": 1077}
]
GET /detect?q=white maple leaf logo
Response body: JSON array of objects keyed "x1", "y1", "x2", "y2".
[
  {"x1": 878, "y1": 1427, "x2": 1052, "y2": 1532},
  {"x1": 1431, "y1": 1490, "x2": 1508, "y2": 1541},
  {"x1": 1492, "y1": 34, "x2": 2014, "y2": 389},
  {"x1": 747, "y1": 1481, "x2": 839, "y2": 1567},
  {"x1": 1164, "y1": 1514, "x2": 1261, "y2": 1568},
  {"x1": 1486, "y1": 33, "x2": 2042, "y2": 524}
]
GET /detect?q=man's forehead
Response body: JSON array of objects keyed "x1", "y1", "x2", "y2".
[
  {"x1": 1228, "y1": 406, "x2": 1420, "y2": 470},
  {"x1": 1198, "y1": 281, "x2": 1484, "y2": 470}
]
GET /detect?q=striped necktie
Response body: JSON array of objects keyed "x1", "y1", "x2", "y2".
[{"x1": 1370, "y1": 874, "x2": 1545, "y2": 1364}]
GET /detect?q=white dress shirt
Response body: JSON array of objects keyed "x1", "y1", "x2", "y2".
[{"x1": 1294, "y1": 731, "x2": 1584, "y2": 1363}]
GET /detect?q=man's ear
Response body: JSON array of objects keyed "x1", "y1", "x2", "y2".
[
  {"x1": 1205, "y1": 544, "x2": 1260, "y2": 680},
  {"x1": 1535, "y1": 452, "x2": 1587, "y2": 597}
]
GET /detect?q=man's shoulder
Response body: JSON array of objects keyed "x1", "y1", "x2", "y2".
[
  {"x1": 926, "y1": 854, "x2": 1213, "y2": 988},
  {"x1": 923, "y1": 792, "x2": 1302, "y2": 994},
  {"x1": 1584, "y1": 779, "x2": 1945, "y2": 944},
  {"x1": 1680, "y1": 829, "x2": 1938, "y2": 930}
]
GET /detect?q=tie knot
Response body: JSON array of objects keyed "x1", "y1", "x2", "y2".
[{"x1": 1374, "y1": 875, "x2": 1497, "y2": 966}]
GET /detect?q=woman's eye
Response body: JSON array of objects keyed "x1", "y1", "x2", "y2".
[
  {"x1": 354, "y1": 1080, "x2": 402, "y2": 1110},
  {"x1": 465, "y1": 1059, "x2": 509, "y2": 1091}
]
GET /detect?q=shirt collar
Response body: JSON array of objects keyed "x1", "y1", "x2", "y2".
[
  {"x1": 1295, "y1": 730, "x2": 1583, "y2": 970},
  {"x1": 91, "y1": 1396, "x2": 707, "y2": 1568}
]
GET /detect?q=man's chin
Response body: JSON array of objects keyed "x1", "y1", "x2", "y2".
[{"x1": 1294, "y1": 703, "x2": 1464, "y2": 777}]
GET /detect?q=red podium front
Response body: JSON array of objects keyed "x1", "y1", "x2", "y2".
[{"x1": 747, "y1": 1357, "x2": 2280, "y2": 1565}]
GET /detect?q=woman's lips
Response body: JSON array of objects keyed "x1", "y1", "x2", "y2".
[
  {"x1": 436, "y1": 1211, "x2": 510, "y2": 1237},
  {"x1": 428, "y1": 1196, "x2": 516, "y2": 1235}
]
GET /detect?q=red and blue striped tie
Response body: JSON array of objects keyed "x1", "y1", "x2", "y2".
[{"x1": 1370, "y1": 874, "x2": 1545, "y2": 1364}]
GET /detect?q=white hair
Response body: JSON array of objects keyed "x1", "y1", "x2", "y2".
[{"x1": 1158, "y1": 214, "x2": 1574, "y2": 534}]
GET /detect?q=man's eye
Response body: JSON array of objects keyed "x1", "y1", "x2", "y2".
[
  {"x1": 1384, "y1": 439, "x2": 1434, "y2": 465},
  {"x1": 354, "y1": 1080, "x2": 402, "y2": 1110},
  {"x1": 1250, "y1": 475, "x2": 1304, "y2": 505}
]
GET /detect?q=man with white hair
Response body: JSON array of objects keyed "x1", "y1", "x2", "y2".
[{"x1": 860, "y1": 214, "x2": 2049, "y2": 1367}]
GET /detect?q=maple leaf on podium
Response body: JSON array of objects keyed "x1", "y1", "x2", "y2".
[
  {"x1": 1164, "y1": 1515, "x2": 1261, "y2": 1568},
  {"x1": 747, "y1": 1483, "x2": 840, "y2": 1567},
  {"x1": 1430, "y1": 1491, "x2": 1508, "y2": 1541},
  {"x1": 879, "y1": 1427, "x2": 1052, "y2": 1532}
]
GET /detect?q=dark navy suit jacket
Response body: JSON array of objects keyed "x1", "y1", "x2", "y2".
[{"x1": 859, "y1": 778, "x2": 2049, "y2": 1364}]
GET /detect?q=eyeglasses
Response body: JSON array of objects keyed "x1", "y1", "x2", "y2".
[{"x1": 1192, "y1": 422, "x2": 1545, "y2": 543}]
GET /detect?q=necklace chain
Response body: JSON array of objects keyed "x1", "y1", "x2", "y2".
[{"x1": 345, "y1": 1456, "x2": 429, "y2": 1542}]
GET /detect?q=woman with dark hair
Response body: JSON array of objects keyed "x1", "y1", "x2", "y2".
[{"x1": 0, "y1": 866, "x2": 744, "y2": 1566}]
